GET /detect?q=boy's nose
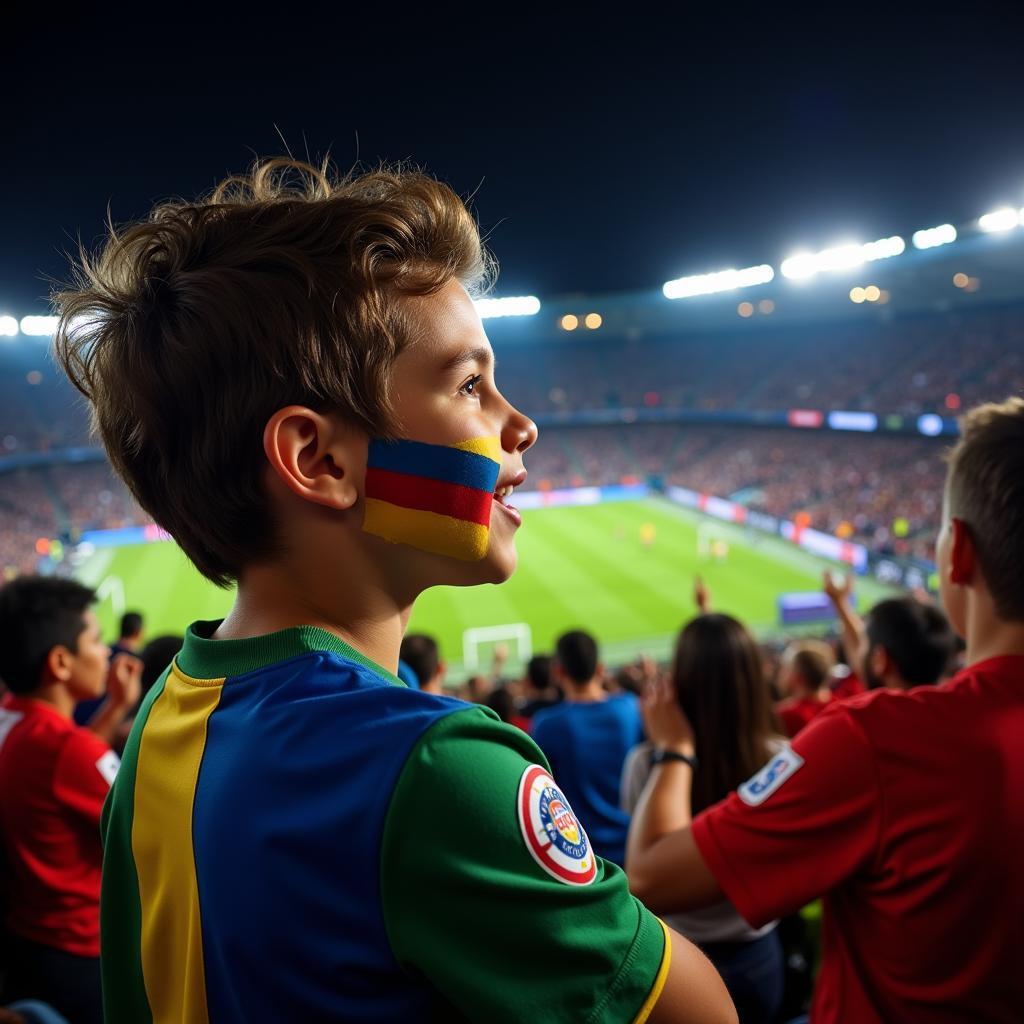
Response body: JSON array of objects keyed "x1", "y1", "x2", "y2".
[{"x1": 502, "y1": 407, "x2": 538, "y2": 454}]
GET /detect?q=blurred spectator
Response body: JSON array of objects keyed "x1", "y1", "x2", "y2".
[
  {"x1": 774, "y1": 641, "x2": 834, "y2": 738},
  {"x1": 0, "y1": 578, "x2": 140, "y2": 1024},
  {"x1": 74, "y1": 611, "x2": 146, "y2": 727},
  {"x1": 399, "y1": 634, "x2": 445, "y2": 695},
  {"x1": 531, "y1": 631, "x2": 643, "y2": 865},
  {"x1": 825, "y1": 569, "x2": 959, "y2": 692},
  {"x1": 622, "y1": 613, "x2": 786, "y2": 1024},
  {"x1": 517, "y1": 654, "x2": 562, "y2": 719}
]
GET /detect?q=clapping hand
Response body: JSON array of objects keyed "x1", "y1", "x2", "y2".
[{"x1": 641, "y1": 676, "x2": 695, "y2": 756}]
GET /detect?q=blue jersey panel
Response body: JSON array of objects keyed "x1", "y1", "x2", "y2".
[
  {"x1": 190, "y1": 651, "x2": 466, "y2": 1023},
  {"x1": 531, "y1": 693, "x2": 644, "y2": 865}
]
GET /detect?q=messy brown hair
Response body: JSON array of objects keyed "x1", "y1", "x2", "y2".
[
  {"x1": 945, "y1": 396, "x2": 1024, "y2": 620},
  {"x1": 54, "y1": 159, "x2": 491, "y2": 586}
]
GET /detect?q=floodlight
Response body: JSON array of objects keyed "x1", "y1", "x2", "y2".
[
  {"x1": 0, "y1": 316, "x2": 18, "y2": 337},
  {"x1": 978, "y1": 208, "x2": 1020, "y2": 233},
  {"x1": 662, "y1": 264, "x2": 774, "y2": 299},
  {"x1": 781, "y1": 236, "x2": 905, "y2": 280},
  {"x1": 19, "y1": 315, "x2": 60, "y2": 336},
  {"x1": 917, "y1": 414, "x2": 944, "y2": 437},
  {"x1": 911, "y1": 224, "x2": 957, "y2": 249},
  {"x1": 473, "y1": 296, "x2": 541, "y2": 319}
]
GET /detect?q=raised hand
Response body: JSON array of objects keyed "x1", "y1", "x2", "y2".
[{"x1": 106, "y1": 652, "x2": 143, "y2": 710}]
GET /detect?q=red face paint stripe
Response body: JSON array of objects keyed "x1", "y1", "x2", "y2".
[{"x1": 365, "y1": 468, "x2": 494, "y2": 527}]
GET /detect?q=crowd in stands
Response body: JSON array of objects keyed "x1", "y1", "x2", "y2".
[
  {"x1": 497, "y1": 305, "x2": 1024, "y2": 417},
  {"x1": 2, "y1": 305, "x2": 1023, "y2": 461}
]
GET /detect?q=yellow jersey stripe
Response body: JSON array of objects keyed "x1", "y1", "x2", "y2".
[
  {"x1": 132, "y1": 665, "x2": 223, "y2": 1023},
  {"x1": 631, "y1": 918, "x2": 672, "y2": 1024}
]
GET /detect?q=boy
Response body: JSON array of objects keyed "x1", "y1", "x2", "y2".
[
  {"x1": 55, "y1": 159, "x2": 733, "y2": 1023},
  {"x1": 0, "y1": 577, "x2": 140, "y2": 1024},
  {"x1": 626, "y1": 397, "x2": 1024, "y2": 1022}
]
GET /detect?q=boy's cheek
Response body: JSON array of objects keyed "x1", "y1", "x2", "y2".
[{"x1": 360, "y1": 436, "x2": 500, "y2": 562}]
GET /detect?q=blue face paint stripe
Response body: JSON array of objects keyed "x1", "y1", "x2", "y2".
[{"x1": 367, "y1": 439, "x2": 500, "y2": 493}]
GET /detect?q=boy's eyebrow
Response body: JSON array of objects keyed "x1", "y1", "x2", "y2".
[{"x1": 440, "y1": 345, "x2": 494, "y2": 374}]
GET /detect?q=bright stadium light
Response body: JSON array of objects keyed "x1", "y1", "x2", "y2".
[
  {"x1": 0, "y1": 315, "x2": 18, "y2": 338},
  {"x1": 473, "y1": 296, "x2": 541, "y2": 319},
  {"x1": 662, "y1": 264, "x2": 774, "y2": 300},
  {"x1": 912, "y1": 224, "x2": 957, "y2": 250},
  {"x1": 978, "y1": 207, "x2": 1021, "y2": 233},
  {"x1": 781, "y1": 236, "x2": 905, "y2": 280},
  {"x1": 19, "y1": 315, "x2": 60, "y2": 336}
]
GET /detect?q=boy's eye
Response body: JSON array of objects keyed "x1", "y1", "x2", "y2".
[{"x1": 460, "y1": 374, "x2": 484, "y2": 396}]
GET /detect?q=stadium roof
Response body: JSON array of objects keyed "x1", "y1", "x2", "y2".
[{"x1": 484, "y1": 230, "x2": 1024, "y2": 343}]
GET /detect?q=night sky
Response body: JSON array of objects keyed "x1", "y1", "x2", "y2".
[{"x1": 3, "y1": 6, "x2": 1024, "y2": 311}]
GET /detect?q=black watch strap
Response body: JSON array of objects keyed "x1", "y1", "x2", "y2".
[{"x1": 650, "y1": 748, "x2": 699, "y2": 769}]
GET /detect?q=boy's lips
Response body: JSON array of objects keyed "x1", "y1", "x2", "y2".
[{"x1": 493, "y1": 467, "x2": 527, "y2": 526}]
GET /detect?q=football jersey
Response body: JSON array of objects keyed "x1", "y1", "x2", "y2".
[
  {"x1": 531, "y1": 693, "x2": 644, "y2": 865},
  {"x1": 101, "y1": 622, "x2": 670, "y2": 1023},
  {"x1": 0, "y1": 695, "x2": 119, "y2": 956},
  {"x1": 692, "y1": 655, "x2": 1024, "y2": 1023},
  {"x1": 773, "y1": 694, "x2": 828, "y2": 738}
]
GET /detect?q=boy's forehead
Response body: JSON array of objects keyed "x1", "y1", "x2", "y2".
[{"x1": 402, "y1": 281, "x2": 493, "y2": 367}]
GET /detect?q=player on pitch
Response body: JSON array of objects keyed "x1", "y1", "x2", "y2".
[{"x1": 54, "y1": 159, "x2": 734, "y2": 1023}]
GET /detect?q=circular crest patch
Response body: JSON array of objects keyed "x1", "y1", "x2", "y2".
[{"x1": 516, "y1": 764, "x2": 597, "y2": 886}]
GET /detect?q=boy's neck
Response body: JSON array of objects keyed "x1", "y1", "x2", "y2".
[
  {"x1": 963, "y1": 607, "x2": 1024, "y2": 668},
  {"x1": 23, "y1": 682, "x2": 76, "y2": 720},
  {"x1": 565, "y1": 679, "x2": 606, "y2": 702},
  {"x1": 216, "y1": 563, "x2": 412, "y2": 674}
]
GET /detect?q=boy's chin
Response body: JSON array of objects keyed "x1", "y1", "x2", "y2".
[{"x1": 425, "y1": 545, "x2": 517, "y2": 588}]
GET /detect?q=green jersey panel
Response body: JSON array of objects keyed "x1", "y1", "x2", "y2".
[{"x1": 380, "y1": 707, "x2": 669, "y2": 1023}]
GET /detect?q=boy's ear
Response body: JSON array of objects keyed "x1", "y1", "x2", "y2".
[
  {"x1": 44, "y1": 645, "x2": 75, "y2": 685},
  {"x1": 870, "y1": 645, "x2": 890, "y2": 681},
  {"x1": 949, "y1": 518, "x2": 976, "y2": 586},
  {"x1": 263, "y1": 406, "x2": 363, "y2": 511}
]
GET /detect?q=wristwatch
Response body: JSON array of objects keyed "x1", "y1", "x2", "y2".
[{"x1": 650, "y1": 748, "x2": 699, "y2": 770}]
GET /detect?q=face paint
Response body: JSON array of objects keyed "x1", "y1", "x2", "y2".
[{"x1": 362, "y1": 436, "x2": 502, "y2": 561}]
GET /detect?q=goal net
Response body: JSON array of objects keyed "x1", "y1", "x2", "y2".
[{"x1": 462, "y1": 623, "x2": 533, "y2": 673}]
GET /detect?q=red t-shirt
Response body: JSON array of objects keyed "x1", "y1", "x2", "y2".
[
  {"x1": 829, "y1": 668, "x2": 866, "y2": 702},
  {"x1": 0, "y1": 695, "x2": 119, "y2": 956},
  {"x1": 693, "y1": 655, "x2": 1024, "y2": 1023},
  {"x1": 774, "y1": 694, "x2": 828, "y2": 738}
]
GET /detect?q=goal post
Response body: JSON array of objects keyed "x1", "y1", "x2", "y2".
[
  {"x1": 95, "y1": 574, "x2": 126, "y2": 621},
  {"x1": 462, "y1": 623, "x2": 533, "y2": 673}
]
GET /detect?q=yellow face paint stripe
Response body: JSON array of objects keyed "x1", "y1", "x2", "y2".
[
  {"x1": 364, "y1": 499, "x2": 490, "y2": 561},
  {"x1": 631, "y1": 919, "x2": 672, "y2": 1024},
  {"x1": 132, "y1": 665, "x2": 224, "y2": 1023},
  {"x1": 451, "y1": 435, "x2": 502, "y2": 463}
]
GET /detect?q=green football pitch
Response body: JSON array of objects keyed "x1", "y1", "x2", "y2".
[{"x1": 75, "y1": 497, "x2": 898, "y2": 677}]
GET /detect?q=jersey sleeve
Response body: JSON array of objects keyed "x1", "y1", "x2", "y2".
[
  {"x1": 691, "y1": 704, "x2": 881, "y2": 928},
  {"x1": 380, "y1": 707, "x2": 670, "y2": 1024},
  {"x1": 53, "y1": 727, "x2": 120, "y2": 824}
]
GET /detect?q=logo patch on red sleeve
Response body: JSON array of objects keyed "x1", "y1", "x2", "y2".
[
  {"x1": 738, "y1": 747, "x2": 804, "y2": 806},
  {"x1": 95, "y1": 750, "x2": 120, "y2": 786},
  {"x1": 516, "y1": 765, "x2": 597, "y2": 886}
]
